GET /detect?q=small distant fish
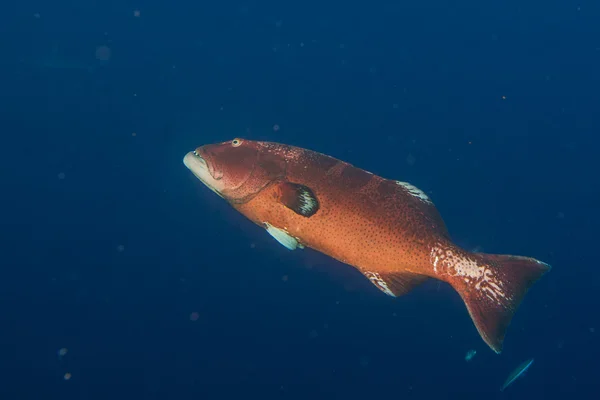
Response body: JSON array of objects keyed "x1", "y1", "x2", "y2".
[
  {"x1": 465, "y1": 349, "x2": 477, "y2": 362},
  {"x1": 183, "y1": 138, "x2": 552, "y2": 353},
  {"x1": 501, "y1": 358, "x2": 534, "y2": 391}
]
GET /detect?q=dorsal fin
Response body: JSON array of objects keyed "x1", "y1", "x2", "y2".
[
  {"x1": 276, "y1": 181, "x2": 320, "y2": 217},
  {"x1": 362, "y1": 271, "x2": 429, "y2": 297}
]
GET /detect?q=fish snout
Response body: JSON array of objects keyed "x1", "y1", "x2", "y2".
[{"x1": 183, "y1": 150, "x2": 211, "y2": 181}]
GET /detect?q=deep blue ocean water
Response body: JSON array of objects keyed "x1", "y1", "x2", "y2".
[{"x1": 1, "y1": 1, "x2": 599, "y2": 398}]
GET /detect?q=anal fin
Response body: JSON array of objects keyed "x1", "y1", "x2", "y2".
[{"x1": 362, "y1": 271, "x2": 429, "y2": 297}]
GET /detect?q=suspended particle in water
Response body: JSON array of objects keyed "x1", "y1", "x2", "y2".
[
  {"x1": 189, "y1": 312, "x2": 199, "y2": 322},
  {"x1": 63, "y1": 372, "x2": 72, "y2": 381},
  {"x1": 133, "y1": 10, "x2": 141, "y2": 17},
  {"x1": 57, "y1": 172, "x2": 66, "y2": 180},
  {"x1": 57, "y1": 348, "x2": 68, "y2": 357},
  {"x1": 273, "y1": 124, "x2": 280, "y2": 132},
  {"x1": 116, "y1": 245, "x2": 125, "y2": 252},
  {"x1": 95, "y1": 45, "x2": 111, "y2": 62}
]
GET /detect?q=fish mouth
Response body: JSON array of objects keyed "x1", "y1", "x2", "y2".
[{"x1": 183, "y1": 151, "x2": 224, "y2": 198}]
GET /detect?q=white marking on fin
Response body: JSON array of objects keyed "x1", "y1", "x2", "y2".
[
  {"x1": 395, "y1": 181, "x2": 432, "y2": 204},
  {"x1": 363, "y1": 271, "x2": 396, "y2": 297},
  {"x1": 429, "y1": 244, "x2": 510, "y2": 306},
  {"x1": 298, "y1": 190, "x2": 318, "y2": 215},
  {"x1": 264, "y1": 222, "x2": 301, "y2": 250}
]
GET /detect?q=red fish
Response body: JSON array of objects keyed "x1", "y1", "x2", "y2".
[{"x1": 183, "y1": 138, "x2": 551, "y2": 353}]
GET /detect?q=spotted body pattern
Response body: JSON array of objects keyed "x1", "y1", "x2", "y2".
[
  {"x1": 235, "y1": 141, "x2": 449, "y2": 272},
  {"x1": 184, "y1": 138, "x2": 551, "y2": 353}
]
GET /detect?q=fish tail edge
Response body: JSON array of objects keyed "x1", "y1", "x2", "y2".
[{"x1": 448, "y1": 252, "x2": 551, "y2": 353}]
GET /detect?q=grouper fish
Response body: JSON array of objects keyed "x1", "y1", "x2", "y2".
[{"x1": 183, "y1": 138, "x2": 551, "y2": 353}]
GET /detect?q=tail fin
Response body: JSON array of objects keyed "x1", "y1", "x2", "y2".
[{"x1": 446, "y1": 253, "x2": 551, "y2": 353}]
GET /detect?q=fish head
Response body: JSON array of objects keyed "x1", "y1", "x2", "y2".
[{"x1": 183, "y1": 138, "x2": 287, "y2": 202}]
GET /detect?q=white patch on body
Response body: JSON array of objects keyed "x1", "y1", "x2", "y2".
[
  {"x1": 429, "y1": 245, "x2": 510, "y2": 306},
  {"x1": 363, "y1": 271, "x2": 396, "y2": 297},
  {"x1": 264, "y1": 222, "x2": 303, "y2": 250},
  {"x1": 395, "y1": 181, "x2": 432, "y2": 204},
  {"x1": 260, "y1": 142, "x2": 302, "y2": 163}
]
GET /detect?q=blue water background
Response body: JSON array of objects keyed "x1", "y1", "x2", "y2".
[{"x1": 1, "y1": 1, "x2": 599, "y2": 398}]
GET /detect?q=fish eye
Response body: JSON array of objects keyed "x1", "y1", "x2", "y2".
[{"x1": 231, "y1": 138, "x2": 243, "y2": 147}]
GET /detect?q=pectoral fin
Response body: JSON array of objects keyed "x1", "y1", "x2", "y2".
[
  {"x1": 264, "y1": 222, "x2": 304, "y2": 250},
  {"x1": 275, "y1": 182, "x2": 320, "y2": 217},
  {"x1": 362, "y1": 271, "x2": 429, "y2": 297}
]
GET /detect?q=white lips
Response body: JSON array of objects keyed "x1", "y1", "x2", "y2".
[
  {"x1": 183, "y1": 151, "x2": 224, "y2": 198},
  {"x1": 183, "y1": 151, "x2": 210, "y2": 179}
]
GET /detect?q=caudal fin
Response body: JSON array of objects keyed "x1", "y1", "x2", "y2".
[{"x1": 446, "y1": 252, "x2": 551, "y2": 353}]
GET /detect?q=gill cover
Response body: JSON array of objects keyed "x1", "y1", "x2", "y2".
[{"x1": 216, "y1": 139, "x2": 287, "y2": 203}]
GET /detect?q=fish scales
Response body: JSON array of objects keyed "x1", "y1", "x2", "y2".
[{"x1": 183, "y1": 138, "x2": 551, "y2": 353}]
